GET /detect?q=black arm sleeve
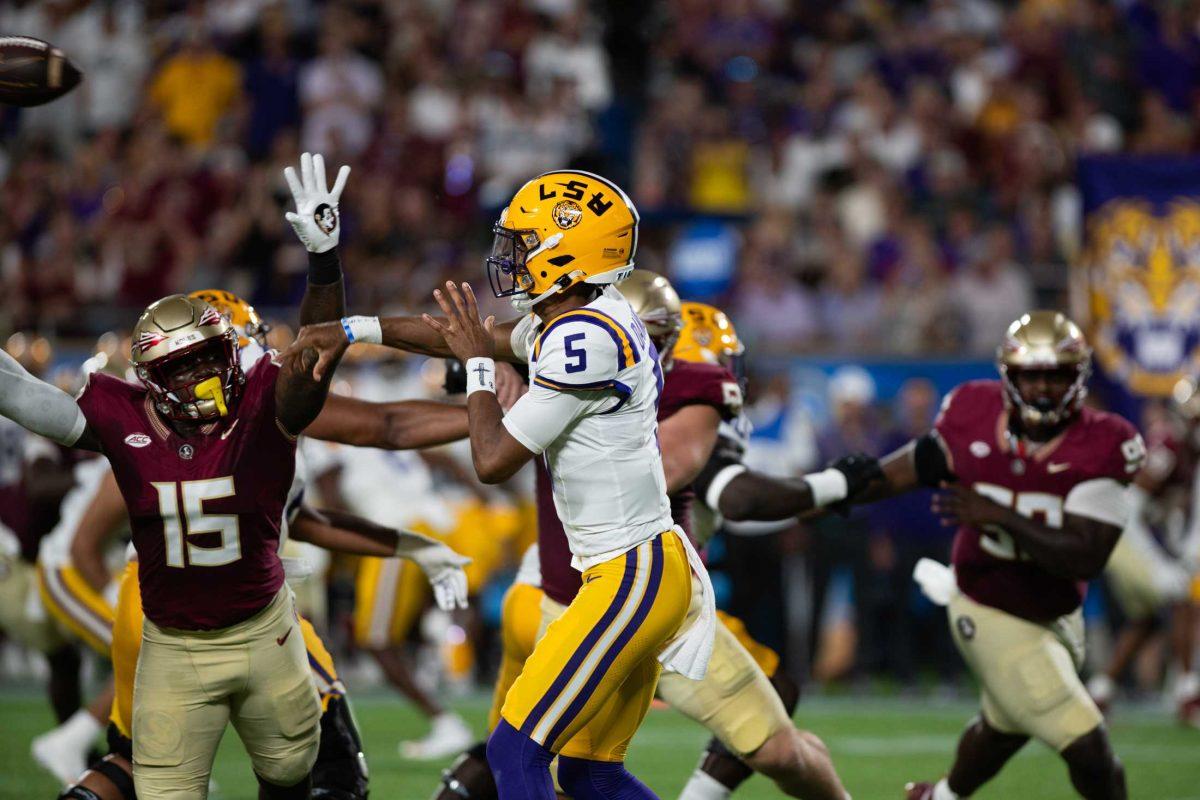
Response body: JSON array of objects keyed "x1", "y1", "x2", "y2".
[{"x1": 914, "y1": 432, "x2": 954, "y2": 488}]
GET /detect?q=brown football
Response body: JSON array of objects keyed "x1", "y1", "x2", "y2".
[{"x1": 0, "y1": 36, "x2": 83, "y2": 107}]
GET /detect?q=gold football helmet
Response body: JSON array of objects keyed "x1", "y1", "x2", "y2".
[
  {"x1": 131, "y1": 295, "x2": 243, "y2": 421},
  {"x1": 997, "y1": 310, "x2": 1091, "y2": 428},
  {"x1": 188, "y1": 289, "x2": 271, "y2": 348},
  {"x1": 616, "y1": 270, "x2": 683, "y2": 360},
  {"x1": 674, "y1": 301, "x2": 744, "y2": 379},
  {"x1": 487, "y1": 170, "x2": 639, "y2": 311}
]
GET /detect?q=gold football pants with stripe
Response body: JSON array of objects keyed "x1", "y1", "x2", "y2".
[
  {"x1": 109, "y1": 561, "x2": 345, "y2": 740},
  {"x1": 500, "y1": 531, "x2": 691, "y2": 761},
  {"x1": 37, "y1": 561, "x2": 115, "y2": 655},
  {"x1": 488, "y1": 581, "x2": 546, "y2": 732}
]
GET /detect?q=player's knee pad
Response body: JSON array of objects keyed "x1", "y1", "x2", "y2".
[
  {"x1": 556, "y1": 756, "x2": 656, "y2": 800},
  {"x1": 437, "y1": 741, "x2": 497, "y2": 800},
  {"x1": 700, "y1": 736, "x2": 754, "y2": 790},
  {"x1": 59, "y1": 755, "x2": 136, "y2": 800},
  {"x1": 312, "y1": 695, "x2": 369, "y2": 799},
  {"x1": 106, "y1": 722, "x2": 133, "y2": 763},
  {"x1": 485, "y1": 720, "x2": 554, "y2": 793}
]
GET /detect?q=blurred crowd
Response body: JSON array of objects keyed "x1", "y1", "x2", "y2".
[{"x1": 3, "y1": 0, "x2": 1200, "y2": 355}]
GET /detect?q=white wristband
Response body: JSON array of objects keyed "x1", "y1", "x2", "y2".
[
  {"x1": 340, "y1": 316, "x2": 382, "y2": 345},
  {"x1": 803, "y1": 468, "x2": 849, "y2": 507},
  {"x1": 466, "y1": 357, "x2": 496, "y2": 396}
]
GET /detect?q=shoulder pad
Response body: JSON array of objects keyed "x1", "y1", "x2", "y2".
[{"x1": 532, "y1": 310, "x2": 644, "y2": 390}]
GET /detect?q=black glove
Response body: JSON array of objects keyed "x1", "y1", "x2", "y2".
[{"x1": 829, "y1": 452, "x2": 883, "y2": 500}]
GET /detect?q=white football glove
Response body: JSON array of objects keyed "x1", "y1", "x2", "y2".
[
  {"x1": 283, "y1": 152, "x2": 350, "y2": 253},
  {"x1": 399, "y1": 531, "x2": 472, "y2": 611}
]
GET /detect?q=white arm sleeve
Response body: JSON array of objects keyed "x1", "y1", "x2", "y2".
[
  {"x1": 1064, "y1": 478, "x2": 1132, "y2": 528},
  {"x1": 0, "y1": 349, "x2": 87, "y2": 446},
  {"x1": 502, "y1": 385, "x2": 609, "y2": 455}
]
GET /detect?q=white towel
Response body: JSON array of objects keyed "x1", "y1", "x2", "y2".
[{"x1": 657, "y1": 526, "x2": 716, "y2": 680}]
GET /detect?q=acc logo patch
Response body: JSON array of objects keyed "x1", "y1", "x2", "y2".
[
  {"x1": 124, "y1": 433, "x2": 151, "y2": 448},
  {"x1": 552, "y1": 200, "x2": 583, "y2": 230},
  {"x1": 313, "y1": 203, "x2": 337, "y2": 235},
  {"x1": 956, "y1": 615, "x2": 976, "y2": 641},
  {"x1": 969, "y1": 441, "x2": 990, "y2": 458}
]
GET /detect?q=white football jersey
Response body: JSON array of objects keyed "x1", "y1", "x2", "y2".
[
  {"x1": 39, "y1": 457, "x2": 128, "y2": 569},
  {"x1": 505, "y1": 287, "x2": 673, "y2": 569}
]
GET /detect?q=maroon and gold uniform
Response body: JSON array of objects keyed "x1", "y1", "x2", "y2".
[
  {"x1": 934, "y1": 379, "x2": 1143, "y2": 751},
  {"x1": 75, "y1": 355, "x2": 320, "y2": 798},
  {"x1": 76, "y1": 359, "x2": 295, "y2": 631},
  {"x1": 936, "y1": 380, "x2": 1142, "y2": 621}
]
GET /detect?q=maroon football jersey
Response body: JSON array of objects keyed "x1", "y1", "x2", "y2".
[
  {"x1": 936, "y1": 380, "x2": 1142, "y2": 621},
  {"x1": 76, "y1": 356, "x2": 295, "y2": 630},
  {"x1": 535, "y1": 358, "x2": 741, "y2": 605}
]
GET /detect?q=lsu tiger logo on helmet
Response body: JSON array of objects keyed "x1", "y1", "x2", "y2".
[
  {"x1": 487, "y1": 170, "x2": 639, "y2": 311},
  {"x1": 188, "y1": 289, "x2": 271, "y2": 349}
]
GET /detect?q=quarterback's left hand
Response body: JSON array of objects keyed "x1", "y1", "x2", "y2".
[
  {"x1": 424, "y1": 282, "x2": 497, "y2": 362},
  {"x1": 284, "y1": 152, "x2": 350, "y2": 253},
  {"x1": 401, "y1": 533, "x2": 472, "y2": 611},
  {"x1": 931, "y1": 483, "x2": 1008, "y2": 529}
]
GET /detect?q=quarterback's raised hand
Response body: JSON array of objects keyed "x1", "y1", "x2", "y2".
[
  {"x1": 423, "y1": 282, "x2": 497, "y2": 362},
  {"x1": 284, "y1": 152, "x2": 350, "y2": 253}
]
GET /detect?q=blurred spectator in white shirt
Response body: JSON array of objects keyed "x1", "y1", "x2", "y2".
[{"x1": 299, "y1": 26, "x2": 384, "y2": 157}]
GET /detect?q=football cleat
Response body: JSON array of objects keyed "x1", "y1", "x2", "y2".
[{"x1": 398, "y1": 712, "x2": 473, "y2": 760}]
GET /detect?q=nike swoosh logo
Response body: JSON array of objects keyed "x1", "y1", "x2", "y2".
[
  {"x1": 585, "y1": 574, "x2": 601, "y2": 584},
  {"x1": 220, "y1": 419, "x2": 240, "y2": 440},
  {"x1": 1047, "y1": 462, "x2": 1071, "y2": 474},
  {"x1": 276, "y1": 628, "x2": 292, "y2": 647}
]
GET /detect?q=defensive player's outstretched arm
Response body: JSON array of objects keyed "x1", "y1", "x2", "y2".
[
  {"x1": 699, "y1": 452, "x2": 883, "y2": 522},
  {"x1": 275, "y1": 328, "x2": 350, "y2": 436},
  {"x1": 287, "y1": 314, "x2": 521, "y2": 382},
  {"x1": 303, "y1": 394, "x2": 469, "y2": 450},
  {"x1": 283, "y1": 152, "x2": 350, "y2": 325},
  {"x1": 0, "y1": 348, "x2": 100, "y2": 452},
  {"x1": 932, "y1": 483, "x2": 1125, "y2": 581},
  {"x1": 659, "y1": 405, "x2": 721, "y2": 493},
  {"x1": 290, "y1": 505, "x2": 470, "y2": 610}
]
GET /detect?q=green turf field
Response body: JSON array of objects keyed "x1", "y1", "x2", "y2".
[{"x1": 3, "y1": 690, "x2": 1198, "y2": 799}]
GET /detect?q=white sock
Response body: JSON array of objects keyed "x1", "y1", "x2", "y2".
[
  {"x1": 933, "y1": 778, "x2": 960, "y2": 800},
  {"x1": 678, "y1": 769, "x2": 731, "y2": 800},
  {"x1": 1175, "y1": 671, "x2": 1200, "y2": 701},
  {"x1": 54, "y1": 709, "x2": 103, "y2": 751}
]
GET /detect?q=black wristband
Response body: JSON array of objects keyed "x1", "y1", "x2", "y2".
[{"x1": 307, "y1": 248, "x2": 341, "y2": 285}]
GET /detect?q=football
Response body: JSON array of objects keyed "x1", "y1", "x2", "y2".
[{"x1": 0, "y1": 36, "x2": 82, "y2": 107}]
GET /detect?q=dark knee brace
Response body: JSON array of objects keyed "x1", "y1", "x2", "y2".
[
  {"x1": 312, "y1": 695, "x2": 370, "y2": 799},
  {"x1": 435, "y1": 741, "x2": 497, "y2": 799},
  {"x1": 770, "y1": 670, "x2": 801, "y2": 715},
  {"x1": 59, "y1": 755, "x2": 137, "y2": 800},
  {"x1": 1062, "y1": 726, "x2": 1126, "y2": 800},
  {"x1": 256, "y1": 772, "x2": 312, "y2": 800}
]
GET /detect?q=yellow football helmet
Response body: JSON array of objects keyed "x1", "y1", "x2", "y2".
[
  {"x1": 616, "y1": 270, "x2": 682, "y2": 358},
  {"x1": 487, "y1": 170, "x2": 639, "y2": 311},
  {"x1": 674, "y1": 301, "x2": 744, "y2": 374},
  {"x1": 132, "y1": 295, "x2": 242, "y2": 421},
  {"x1": 188, "y1": 289, "x2": 271, "y2": 348},
  {"x1": 997, "y1": 310, "x2": 1091, "y2": 428}
]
